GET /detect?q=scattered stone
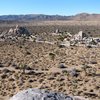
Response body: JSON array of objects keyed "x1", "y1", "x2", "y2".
[
  {"x1": 69, "y1": 68, "x2": 79, "y2": 77},
  {"x1": 59, "y1": 40, "x2": 70, "y2": 47},
  {"x1": 59, "y1": 63, "x2": 66, "y2": 68}
]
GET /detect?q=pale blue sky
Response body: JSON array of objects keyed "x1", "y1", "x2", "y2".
[{"x1": 0, "y1": 0, "x2": 100, "y2": 15}]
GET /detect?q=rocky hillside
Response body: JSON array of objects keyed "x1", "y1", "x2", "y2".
[
  {"x1": 0, "y1": 14, "x2": 68, "y2": 21},
  {"x1": 70, "y1": 13, "x2": 100, "y2": 21}
]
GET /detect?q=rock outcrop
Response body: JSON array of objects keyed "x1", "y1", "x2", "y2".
[
  {"x1": 0, "y1": 25, "x2": 31, "y2": 41},
  {"x1": 12, "y1": 25, "x2": 31, "y2": 37},
  {"x1": 10, "y1": 88, "x2": 87, "y2": 100}
]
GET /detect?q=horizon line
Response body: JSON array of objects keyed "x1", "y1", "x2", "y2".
[{"x1": 0, "y1": 12, "x2": 100, "y2": 16}]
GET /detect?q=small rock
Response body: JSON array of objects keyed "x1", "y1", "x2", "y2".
[
  {"x1": 59, "y1": 63, "x2": 66, "y2": 68},
  {"x1": 69, "y1": 68, "x2": 79, "y2": 77}
]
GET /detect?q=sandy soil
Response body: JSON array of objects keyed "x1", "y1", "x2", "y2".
[{"x1": 0, "y1": 41, "x2": 100, "y2": 100}]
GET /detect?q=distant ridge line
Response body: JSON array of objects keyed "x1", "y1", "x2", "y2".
[{"x1": 0, "y1": 13, "x2": 100, "y2": 21}]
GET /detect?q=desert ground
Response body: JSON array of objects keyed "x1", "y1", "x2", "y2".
[{"x1": 0, "y1": 21, "x2": 100, "y2": 100}]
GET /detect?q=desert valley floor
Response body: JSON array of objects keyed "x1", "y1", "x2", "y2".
[{"x1": 0, "y1": 21, "x2": 100, "y2": 100}]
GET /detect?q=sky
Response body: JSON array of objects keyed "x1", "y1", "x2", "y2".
[{"x1": 0, "y1": 0, "x2": 100, "y2": 15}]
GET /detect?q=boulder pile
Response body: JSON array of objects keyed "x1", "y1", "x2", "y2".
[
  {"x1": 0, "y1": 25, "x2": 32, "y2": 41},
  {"x1": 60, "y1": 31, "x2": 100, "y2": 47}
]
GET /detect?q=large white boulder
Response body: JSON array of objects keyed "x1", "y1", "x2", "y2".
[{"x1": 10, "y1": 88, "x2": 88, "y2": 100}]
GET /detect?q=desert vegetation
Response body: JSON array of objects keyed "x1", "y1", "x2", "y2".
[{"x1": 0, "y1": 21, "x2": 100, "y2": 100}]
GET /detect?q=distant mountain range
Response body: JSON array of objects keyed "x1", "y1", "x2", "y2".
[{"x1": 0, "y1": 13, "x2": 100, "y2": 21}]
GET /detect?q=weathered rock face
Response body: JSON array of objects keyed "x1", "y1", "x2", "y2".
[
  {"x1": 74, "y1": 31, "x2": 89, "y2": 40},
  {"x1": 13, "y1": 25, "x2": 31, "y2": 37},
  {"x1": 0, "y1": 25, "x2": 31, "y2": 41},
  {"x1": 10, "y1": 88, "x2": 87, "y2": 100}
]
